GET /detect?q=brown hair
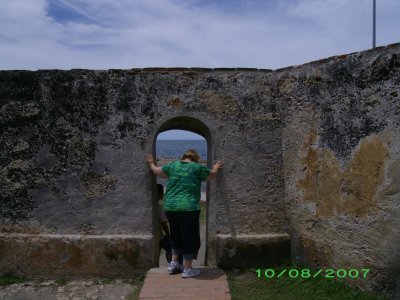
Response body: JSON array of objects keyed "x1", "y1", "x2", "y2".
[{"x1": 181, "y1": 149, "x2": 200, "y2": 162}]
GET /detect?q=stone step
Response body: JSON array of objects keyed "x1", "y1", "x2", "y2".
[{"x1": 139, "y1": 267, "x2": 231, "y2": 299}]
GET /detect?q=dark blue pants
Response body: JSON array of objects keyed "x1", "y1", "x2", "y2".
[
  {"x1": 159, "y1": 234, "x2": 183, "y2": 264},
  {"x1": 165, "y1": 210, "x2": 200, "y2": 260}
]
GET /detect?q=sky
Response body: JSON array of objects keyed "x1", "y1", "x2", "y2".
[
  {"x1": 157, "y1": 130, "x2": 204, "y2": 140},
  {"x1": 1, "y1": 0, "x2": 399, "y2": 139},
  {"x1": 0, "y1": 0, "x2": 399, "y2": 71}
]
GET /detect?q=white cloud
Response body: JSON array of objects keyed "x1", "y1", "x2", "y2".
[{"x1": 0, "y1": 0, "x2": 398, "y2": 70}]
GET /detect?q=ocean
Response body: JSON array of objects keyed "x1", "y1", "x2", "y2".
[{"x1": 156, "y1": 140, "x2": 207, "y2": 160}]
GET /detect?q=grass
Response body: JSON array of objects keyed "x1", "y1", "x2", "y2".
[
  {"x1": 0, "y1": 274, "x2": 26, "y2": 286},
  {"x1": 90, "y1": 278, "x2": 115, "y2": 285},
  {"x1": 55, "y1": 278, "x2": 69, "y2": 286},
  {"x1": 129, "y1": 271, "x2": 147, "y2": 300},
  {"x1": 200, "y1": 200, "x2": 206, "y2": 224},
  {"x1": 226, "y1": 268, "x2": 388, "y2": 300}
]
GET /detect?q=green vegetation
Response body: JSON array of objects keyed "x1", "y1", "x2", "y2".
[
  {"x1": 200, "y1": 200, "x2": 206, "y2": 224},
  {"x1": 226, "y1": 268, "x2": 388, "y2": 300},
  {"x1": 0, "y1": 274, "x2": 26, "y2": 286},
  {"x1": 55, "y1": 278, "x2": 69, "y2": 286},
  {"x1": 129, "y1": 271, "x2": 147, "y2": 300},
  {"x1": 94, "y1": 278, "x2": 115, "y2": 285}
]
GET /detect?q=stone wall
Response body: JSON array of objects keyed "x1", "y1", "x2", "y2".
[
  {"x1": 0, "y1": 43, "x2": 399, "y2": 297},
  {"x1": 281, "y1": 45, "x2": 400, "y2": 298},
  {"x1": 0, "y1": 66, "x2": 289, "y2": 278}
]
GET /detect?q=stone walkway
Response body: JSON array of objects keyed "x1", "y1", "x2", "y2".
[{"x1": 138, "y1": 268, "x2": 231, "y2": 300}]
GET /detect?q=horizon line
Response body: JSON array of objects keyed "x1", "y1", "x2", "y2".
[{"x1": 157, "y1": 139, "x2": 205, "y2": 141}]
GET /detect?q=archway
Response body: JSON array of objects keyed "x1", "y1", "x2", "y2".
[{"x1": 152, "y1": 116, "x2": 212, "y2": 267}]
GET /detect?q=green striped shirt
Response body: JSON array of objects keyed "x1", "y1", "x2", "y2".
[{"x1": 162, "y1": 161, "x2": 210, "y2": 211}]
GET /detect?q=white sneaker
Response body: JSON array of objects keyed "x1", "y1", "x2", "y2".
[
  {"x1": 181, "y1": 268, "x2": 200, "y2": 278},
  {"x1": 167, "y1": 261, "x2": 182, "y2": 274}
]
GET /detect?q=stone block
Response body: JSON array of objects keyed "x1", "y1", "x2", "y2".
[
  {"x1": 0, "y1": 234, "x2": 153, "y2": 278},
  {"x1": 215, "y1": 233, "x2": 291, "y2": 268}
]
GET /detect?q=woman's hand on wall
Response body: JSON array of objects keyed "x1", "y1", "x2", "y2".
[
  {"x1": 145, "y1": 153, "x2": 168, "y2": 178},
  {"x1": 212, "y1": 160, "x2": 223, "y2": 172},
  {"x1": 146, "y1": 153, "x2": 156, "y2": 166},
  {"x1": 207, "y1": 160, "x2": 223, "y2": 181}
]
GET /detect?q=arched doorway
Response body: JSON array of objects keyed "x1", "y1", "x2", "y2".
[{"x1": 152, "y1": 116, "x2": 212, "y2": 267}]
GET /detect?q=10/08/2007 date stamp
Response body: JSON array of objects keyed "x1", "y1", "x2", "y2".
[{"x1": 255, "y1": 268, "x2": 370, "y2": 279}]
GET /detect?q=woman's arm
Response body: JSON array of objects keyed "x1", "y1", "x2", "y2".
[
  {"x1": 206, "y1": 160, "x2": 223, "y2": 181},
  {"x1": 146, "y1": 154, "x2": 168, "y2": 178}
]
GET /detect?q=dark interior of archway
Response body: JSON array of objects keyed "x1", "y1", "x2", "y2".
[{"x1": 157, "y1": 116, "x2": 211, "y2": 142}]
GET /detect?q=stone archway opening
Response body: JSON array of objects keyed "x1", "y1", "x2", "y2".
[{"x1": 153, "y1": 116, "x2": 212, "y2": 268}]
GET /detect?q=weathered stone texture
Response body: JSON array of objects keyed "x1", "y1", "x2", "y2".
[
  {"x1": 0, "y1": 43, "x2": 399, "y2": 298},
  {"x1": 281, "y1": 45, "x2": 400, "y2": 299},
  {"x1": 0, "y1": 234, "x2": 152, "y2": 278},
  {"x1": 215, "y1": 233, "x2": 291, "y2": 269}
]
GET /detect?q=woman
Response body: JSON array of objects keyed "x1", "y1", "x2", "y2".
[{"x1": 146, "y1": 149, "x2": 223, "y2": 278}]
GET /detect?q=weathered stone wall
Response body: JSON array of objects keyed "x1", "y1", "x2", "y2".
[
  {"x1": 281, "y1": 45, "x2": 400, "y2": 299},
  {"x1": 0, "y1": 66, "x2": 289, "y2": 278},
  {"x1": 0, "y1": 44, "x2": 399, "y2": 297}
]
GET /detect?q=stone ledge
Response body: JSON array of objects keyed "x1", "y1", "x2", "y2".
[
  {"x1": 0, "y1": 233, "x2": 152, "y2": 239},
  {"x1": 215, "y1": 233, "x2": 291, "y2": 268},
  {"x1": 217, "y1": 233, "x2": 290, "y2": 240},
  {"x1": 0, "y1": 234, "x2": 154, "y2": 278},
  {"x1": 128, "y1": 67, "x2": 272, "y2": 74}
]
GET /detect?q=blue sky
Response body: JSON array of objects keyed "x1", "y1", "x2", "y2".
[
  {"x1": 1, "y1": 0, "x2": 399, "y2": 139},
  {"x1": 158, "y1": 130, "x2": 204, "y2": 140},
  {"x1": 1, "y1": 0, "x2": 399, "y2": 70}
]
